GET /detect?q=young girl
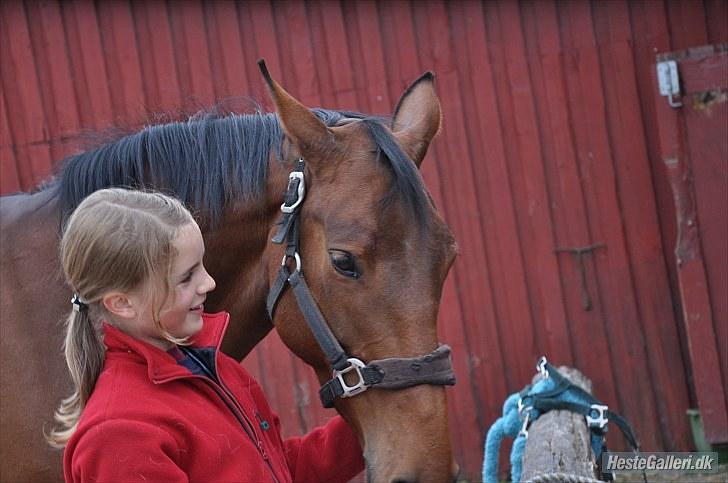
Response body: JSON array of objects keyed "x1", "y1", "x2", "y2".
[{"x1": 48, "y1": 188, "x2": 364, "y2": 482}]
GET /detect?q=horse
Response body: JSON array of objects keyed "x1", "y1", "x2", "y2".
[{"x1": 0, "y1": 62, "x2": 459, "y2": 483}]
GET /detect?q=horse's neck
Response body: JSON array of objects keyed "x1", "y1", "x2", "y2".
[
  {"x1": 203, "y1": 160, "x2": 290, "y2": 360},
  {"x1": 1, "y1": 189, "x2": 68, "y2": 329}
]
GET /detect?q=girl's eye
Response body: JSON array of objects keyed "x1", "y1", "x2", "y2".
[
  {"x1": 181, "y1": 272, "x2": 193, "y2": 284},
  {"x1": 328, "y1": 250, "x2": 360, "y2": 279}
]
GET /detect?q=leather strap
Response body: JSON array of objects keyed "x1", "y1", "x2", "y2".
[
  {"x1": 319, "y1": 345, "x2": 456, "y2": 408},
  {"x1": 531, "y1": 398, "x2": 640, "y2": 451},
  {"x1": 288, "y1": 270, "x2": 350, "y2": 371}
]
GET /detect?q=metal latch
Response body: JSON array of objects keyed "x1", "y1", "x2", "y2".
[{"x1": 657, "y1": 60, "x2": 682, "y2": 108}]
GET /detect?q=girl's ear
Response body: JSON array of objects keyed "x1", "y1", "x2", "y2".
[{"x1": 102, "y1": 292, "x2": 138, "y2": 320}]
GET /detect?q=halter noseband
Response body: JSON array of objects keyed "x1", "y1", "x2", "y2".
[{"x1": 266, "y1": 159, "x2": 456, "y2": 408}]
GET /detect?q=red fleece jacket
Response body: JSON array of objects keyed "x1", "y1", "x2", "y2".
[{"x1": 64, "y1": 312, "x2": 364, "y2": 482}]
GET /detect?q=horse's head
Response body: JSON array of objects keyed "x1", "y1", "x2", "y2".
[{"x1": 260, "y1": 62, "x2": 458, "y2": 483}]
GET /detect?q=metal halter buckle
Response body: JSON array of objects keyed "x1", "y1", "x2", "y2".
[
  {"x1": 586, "y1": 403, "x2": 609, "y2": 430},
  {"x1": 517, "y1": 397, "x2": 533, "y2": 438},
  {"x1": 518, "y1": 408, "x2": 532, "y2": 438},
  {"x1": 281, "y1": 171, "x2": 305, "y2": 214},
  {"x1": 333, "y1": 358, "x2": 369, "y2": 398},
  {"x1": 536, "y1": 356, "x2": 549, "y2": 378}
]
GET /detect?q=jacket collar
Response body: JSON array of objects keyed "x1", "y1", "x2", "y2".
[{"x1": 102, "y1": 311, "x2": 230, "y2": 383}]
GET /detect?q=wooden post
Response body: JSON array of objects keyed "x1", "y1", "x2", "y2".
[{"x1": 520, "y1": 367, "x2": 601, "y2": 482}]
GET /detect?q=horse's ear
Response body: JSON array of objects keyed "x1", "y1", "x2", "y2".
[
  {"x1": 391, "y1": 72, "x2": 442, "y2": 168},
  {"x1": 258, "y1": 59, "x2": 331, "y2": 153}
]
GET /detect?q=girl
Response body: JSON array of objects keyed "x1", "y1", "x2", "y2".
[{"x1": 48, "y1": 188, "x2": 364, "y2": 482}]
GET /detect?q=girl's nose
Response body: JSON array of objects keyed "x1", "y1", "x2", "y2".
[{"x1": 200, "y1": 269, "x2": 216, "y2": 293}]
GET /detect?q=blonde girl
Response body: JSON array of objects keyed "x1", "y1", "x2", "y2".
[{"x1": 49, "y1": 188, "x2": 363, "y2": 482}]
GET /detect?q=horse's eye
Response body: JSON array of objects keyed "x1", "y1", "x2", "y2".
[{"x1": 329, "y1": 250, "x2": 360, "y2": 279}]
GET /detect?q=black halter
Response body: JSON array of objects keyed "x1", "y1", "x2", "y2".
[{"x1": 266, "y1": 159, "x2": 456, "y2": 408}]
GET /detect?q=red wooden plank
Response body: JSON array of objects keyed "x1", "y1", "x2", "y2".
[
  {"x1": 491, "y1": 0, "x2": 575, "y2": 385},
  {"x1": 0, "y1": 1, "x2": 48, "y2": 145},
  {"x1": 26, "y1": 0, "x2": 80, "y2": 140},
  {"x1": 0, "y1": 89, "x2": 21, "y2": 193},
  {"x1": 181, "y1": 0, "x2": 214, "y2": 106},
  {"x1": 282, "y1": 1, "x2": 319, "y2": 106},
  {"x1": 554, "y1": 0, "x2": 625, "y2": 425},
  {"x1": 518, "y1": 0, "x2": 584, "y2": 368},
  {"x1": 450, "y1": 0, "x2": 543, "y2": 389},
  {"x1": 0, "y1": 86, "x2": 11, "y2": 148},
  {"x1": 131, "y1": 1, "x2": 160, "y2": 112},
  {"x1": 242, "y1": 0, "x2": 283, "y2": 108},
  {"x1": 0, "y1": 145, "x2": 21, "y2": 195},
  {"x1": 133, "y1": 1, "x2": 182, "y2": 114},
  {"x1": 596, "y1": 0, "x2": 694, "y2": 451},
  {"x1": 666, "y1": 0, "x2": 709, "y2": 50},
  {"x1": 704, "y1": 0, "x2": 728, "y2": 43},
  {"x1": 169, "y1": 0, "x2": 214, "y2": 111},
  {"x1": 96, "y1": 0, "x2": 146, "y2": 122},
  {"x1": 318, "y1": 1, "x2": 357, "y2": 109},
  {"x1": 206, "y1": 1, "x2": 250, "y2": 101},
  {"x1": 61, "y1": 0, "x2": 113, "y2": 128},
  {"x1": 381, "y1": 0, "x2": 423, "y2": 105},
  {"x1": 565, "y1": 0, "x2": 663, "y2": 450},
  {"x1": 268, "y1": 3, "x2": 298, "y2": 98},
  {"x1": 351, "y1": 0, "x2": 391, "y2": 111},
  {"x1": 304, "y1": 1, "x2": 337, "y2": 108}
]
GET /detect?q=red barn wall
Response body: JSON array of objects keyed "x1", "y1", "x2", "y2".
[{"x1": 1, "y1": 0, "x2": 726, "y2": 479}]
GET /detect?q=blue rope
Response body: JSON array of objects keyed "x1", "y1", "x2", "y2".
[
  {"x1": 482, "y1": 392, "x2": 523, "y2": 482},
  {"x1": 483, "y1": 375, "x2": 601, "y2": 482}
]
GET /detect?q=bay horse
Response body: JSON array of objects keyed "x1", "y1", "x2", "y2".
[{"x1": 0, "y1": 62, "x2": 458, "y2": 482}]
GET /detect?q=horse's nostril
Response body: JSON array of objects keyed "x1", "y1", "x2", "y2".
[{"x1": 391, "y1": 479, "x2": 418, "y2": 483}]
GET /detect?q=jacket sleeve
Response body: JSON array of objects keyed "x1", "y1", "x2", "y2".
[
  {"x1": 65, "y1": 419, "x2": 188, "y2": 483},
  {"x1": 281, "y1": 415, "x2": 365, "y2": 483}
]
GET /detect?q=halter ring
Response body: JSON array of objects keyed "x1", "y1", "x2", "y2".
[{"x1": 281, "y1": 252, "x2": 302, "y2": 272}]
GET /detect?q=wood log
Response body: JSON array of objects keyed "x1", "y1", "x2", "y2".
[{"x1": 520, "y1": 366, "x2": 601, "y2": 482}]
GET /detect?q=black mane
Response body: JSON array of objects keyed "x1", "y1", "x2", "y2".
[{"x1": 52, "y1": 109, "x2": 430, "y2": 226}]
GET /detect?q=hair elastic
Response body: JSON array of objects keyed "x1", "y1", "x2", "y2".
[{"x1": 71, "y1": 293, "x2": 89, "y2": 313}]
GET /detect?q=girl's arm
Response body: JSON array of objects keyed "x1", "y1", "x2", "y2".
[{"x1": 281, "y1": 415, "x2": 365, "y2": 483}]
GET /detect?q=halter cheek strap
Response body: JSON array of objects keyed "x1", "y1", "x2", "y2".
[{"x1": 266, "y1": 159, "x2": 456, "y2": 408}]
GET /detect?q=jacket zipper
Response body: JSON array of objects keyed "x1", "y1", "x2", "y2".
[{"x1": 180, "y1": 348, "x2": 281, "y2": 483}]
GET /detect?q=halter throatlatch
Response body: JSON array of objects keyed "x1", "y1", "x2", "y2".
[{"x1": 266, "y1": 159, "x2": 456, "y2": 408}]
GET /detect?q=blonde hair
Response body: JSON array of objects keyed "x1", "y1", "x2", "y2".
[{"x1": 47, "y1": 188, "x2": 196, "y2": 448}]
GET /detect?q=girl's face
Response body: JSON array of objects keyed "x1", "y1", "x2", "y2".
[{"x1": 126, "y1": 222, "x2": 216, "y2": 350}]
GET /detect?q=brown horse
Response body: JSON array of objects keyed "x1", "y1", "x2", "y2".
[{"x1": 0, "y1": 63, "x2": 458, "y2": 482}]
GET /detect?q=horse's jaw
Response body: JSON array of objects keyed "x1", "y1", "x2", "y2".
[
  {"x1": 200, "y1": 200, "x2": 280, "y2": 360},
  {"x1": 336, "y1": 384, "x2": 455, "y2": 483}
]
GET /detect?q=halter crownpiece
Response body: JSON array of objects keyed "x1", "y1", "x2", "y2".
[
  {"x1": 267, "y1": 158, "x2": 456, "y2": 408},
  {"x1": 71, "y1": 293, "x2": 88, "y2": 313}
]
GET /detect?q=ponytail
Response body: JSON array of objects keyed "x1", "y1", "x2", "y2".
[{"x1": 46, "y1": 307, "x2": 105, "y2": 448}]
